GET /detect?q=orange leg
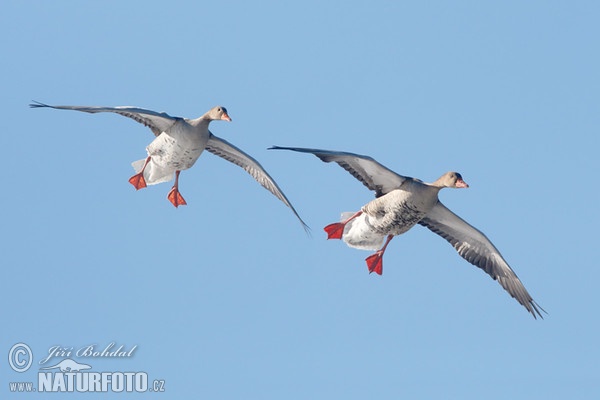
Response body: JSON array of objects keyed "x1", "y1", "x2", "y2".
[
  {"x1": 167, "y1": 170, "x2": 187, "y2": 208},
  {"x1": 365, "y1": 235, "x2": 394, "y2": 275},
  {"x1": 323, "y1": 211, "x2": 363, "y2": 239},
  {"x1": 128, "y1": 156, "x2": 151, "y2": 190}
]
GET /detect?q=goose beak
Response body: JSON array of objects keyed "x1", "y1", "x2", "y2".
[
  {"x1": 456, "y1": 179, "x2": 469, "y2": 188},
  {"x1": 221, "y1": 113, "x2": 232, "y2": 122}
]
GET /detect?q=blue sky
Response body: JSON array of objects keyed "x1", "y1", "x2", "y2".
[{"x1": 1, "y1": 1, "x2": 599, "y2": 399}]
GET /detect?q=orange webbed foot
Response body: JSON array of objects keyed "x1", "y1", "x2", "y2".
[
  {"x1": 324, "y1": 222, "x2": 346, "y2": 239},
  {"x1": 365, "y1": 252, "x2": 384, "y2": 275},
  {"x1": 167, "y1": 187, "x2": 187, "y2": 208},
  {"x1": 128, "y1": 173, "x2": 147, "y2": 190},
  {"x1": 324, "y1": 211, "x2": 362, "y2": 240}
]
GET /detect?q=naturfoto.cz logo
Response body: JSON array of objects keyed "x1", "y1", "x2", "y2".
[{"x1": 7, "y1": 342, "x2": 165, "y2": 394}]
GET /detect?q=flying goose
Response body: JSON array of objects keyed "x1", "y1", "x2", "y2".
[
  {"x1": 270, "y1": 146, "x2": 544, "y2": 318},
  {"x1": 30, "y1": 101, "x2": 308, "y2": 231}
]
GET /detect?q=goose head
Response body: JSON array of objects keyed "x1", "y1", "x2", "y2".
[
  {"x1": 205, "y1": 106, "x2": 232, "y2": 122},
  {"x1": 434, "y1": 172, "x2": 469, "y2": 188}
]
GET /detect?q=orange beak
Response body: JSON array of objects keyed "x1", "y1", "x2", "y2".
[
  {"x1": 456, "y1": 179, "x2": 469, "y2": 188},
  {"x1": 221, "y1": 113, "x2": 232, "y2": 122}
]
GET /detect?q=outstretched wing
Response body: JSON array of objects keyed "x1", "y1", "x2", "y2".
[
  {"x1": 269, "y1": 146, "x2": 408, "y2": 197},
  {"x1": 205, "y1": 135, "x2": 310, "y2": 232},
  {"x1": 418, "y1": 202, "x2": 545, "y2": 319},
  {"x1": 30, "y1": 101, "x2": 180, "y2": 136}
]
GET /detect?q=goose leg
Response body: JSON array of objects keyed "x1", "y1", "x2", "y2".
[
  {"x1": 128, "y1": 156, "x2": 151, "y2": 190},
  {"x1": 365, "y1": 235, "x2": 394, "y2": 275},
  {"x1": 167, "y1": 170, "x2": 187, "y2": 208},
  {"x1": 324, "y1": 211, "x2": 363, "y2": 239}
]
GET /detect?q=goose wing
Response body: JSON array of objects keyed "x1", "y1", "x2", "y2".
[
  {"x1": 206, "y1": 135, "x2": 309, "y2": 232},
  {"x1": 419, "y1": 202, "x2": 544, "y2": 318},
  {"x1": 269, "y1": 146, "x2": 408, "y2": 197},
  {"x1": 30, "y1": 101, "x2": 180, "y2": 136}
]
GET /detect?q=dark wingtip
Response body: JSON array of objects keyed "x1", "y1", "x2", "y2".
[
  {"x1": 29, "y1": 100, "x2": 49, "y2": 108},
  {"x1": 302, "y1": 222, "x2": 312, "y2": 237},
  {"x1": 530, "y1": 300, "x2": 547, "y2": 320},
  {"x1": 292, "y1": 210, "x2": 311, "y2": 237}
]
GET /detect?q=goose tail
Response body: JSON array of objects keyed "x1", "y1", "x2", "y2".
[
  {"x1": 341, "y1": 212, "x2": 385, "y2": 251},
  {"x1": 131, "y1": 159, "x2": 174, "y2": 185}
]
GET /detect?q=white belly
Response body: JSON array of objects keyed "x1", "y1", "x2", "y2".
[
  {"x1": 342, "y1": 188, "x2": 436, "y2": 250},
  {"x1": 131, "y1": 121, "x2": 210, "y2": 186},
  {"x1": 147, "y1": 132, "x2": 205, "y2": 170}
]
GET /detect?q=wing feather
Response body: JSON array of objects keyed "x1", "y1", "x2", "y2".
[
  {"x1": 419, "y1": 202, "x2": 545, "y2": 318},
  {"x1": 206, "y1": 136, "x2": 309, "y2": 232},
  {"x1": 269, "y1": 146, "x2": 408, "y2": 197},
  {"x1": 30, "y1": 101, "x2": 179, "y2": 136}
]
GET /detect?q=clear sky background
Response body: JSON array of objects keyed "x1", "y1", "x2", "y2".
[{"x1": 1, "y1": 1, "x2": 599, "y2": 399}]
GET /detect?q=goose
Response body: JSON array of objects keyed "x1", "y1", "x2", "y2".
[
  {"x1": 270, "y1": 146, "x2": 544, "y2": 318},
  {"x1": 29, "y1": 101, "x2": 308, "y2": 231}
]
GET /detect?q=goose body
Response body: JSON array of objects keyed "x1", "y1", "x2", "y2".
[
  {"x1": 342, "y1": 172, "x2": 467, "y2": 249},
  {"x1": 131, "y1": 117, "x2": 214, "y2": 187},
  {"x1": 30, "y1": 101, "x2": 308, "y2": 230},
  {"x1": 342, "y1": 184, "x2": 438, "y2": 250},
  {"x1": 270, "y1": 146, "x2": 544, "y2": 319}
]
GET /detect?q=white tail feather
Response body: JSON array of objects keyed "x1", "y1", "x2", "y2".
[
  {"x1": 131, "y1": 159, "x2": 174, "y2": 186},
  {"x1": 131, "y1": 159, "x2": 146, "y2": 173},
  {"x1": 340, "y1": 212, "x2": 385, "y2": 251}
]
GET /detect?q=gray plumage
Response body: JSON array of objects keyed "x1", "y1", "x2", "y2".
[
  {"x1": 30, "y1": 102, "x2": 308, "y2": 231},
  {"x1": 270, "y1": 145, "x2": 544, "y2": 319}
]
